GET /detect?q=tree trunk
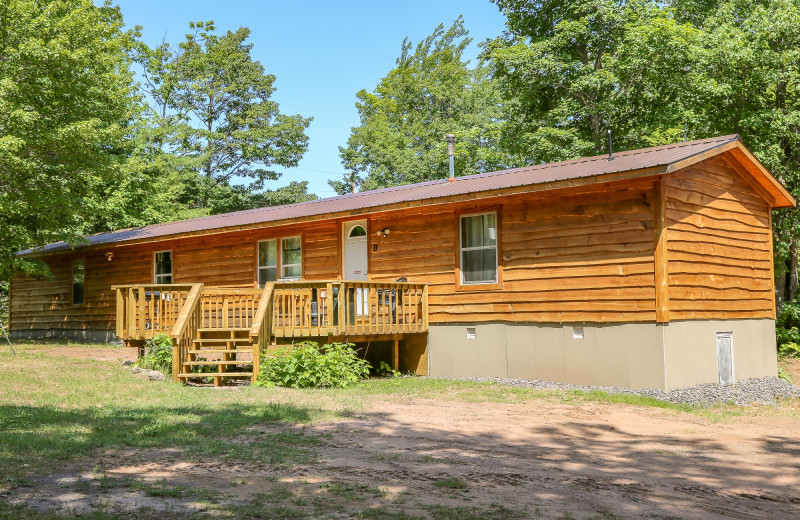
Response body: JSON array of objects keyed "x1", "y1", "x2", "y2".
[{"x1": 790, "y1": 238, "x2": 799, "y2": 301}]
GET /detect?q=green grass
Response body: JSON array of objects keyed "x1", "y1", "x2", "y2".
[{"x1": 432, "y1": 477, "x2": 468, "y2": 490}]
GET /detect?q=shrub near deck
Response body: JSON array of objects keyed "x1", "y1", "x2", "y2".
[{"x1": 255, "y1": 342, "x2": 370, "y2": 388}]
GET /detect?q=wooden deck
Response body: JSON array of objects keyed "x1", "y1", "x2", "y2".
[{"x1": 113, "y1": 281, "x2": 429, "y2": 384}]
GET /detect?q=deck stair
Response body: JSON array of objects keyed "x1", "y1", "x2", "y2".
[{"x1": 177, "y1": 327, "x2": 256, "y2": 385}]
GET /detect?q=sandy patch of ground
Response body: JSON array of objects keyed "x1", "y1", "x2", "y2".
[
  {"x1": 26, "y1": 344, "x2": 138, "y2": 363},
  {"x1": 9, "y1": 397, "x2": 800, "y2": 519}
]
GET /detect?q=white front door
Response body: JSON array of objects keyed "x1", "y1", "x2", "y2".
[
  {"x1": 344, "y1": 221, "x2": 368, "y2": 315},
  {"x1": 344, "y1": 221, "x2": 368, "y2": 280}
]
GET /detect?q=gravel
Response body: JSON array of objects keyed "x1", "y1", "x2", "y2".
[{"x1": 452, "y1": 376, "x2": 800, "y2": 406}]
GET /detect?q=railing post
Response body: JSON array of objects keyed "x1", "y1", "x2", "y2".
[
  {"x1": 326, "y1": 282, "x2": 334, "y2": 334},
  {"x1": 338, "y1": 283, "x2": 347, "y2": 336},
  {"x1": 138, "y1": 287, "x2": 146, "y2": 338},
  {"x1": 115, "y1": 288, "x2": 124, "y2": 339},
  {"x1": 422, "y1": 284, "x2": 429, "y2": 331},
  {"x1": 172, "y1": 338, "x2": 180, "y2": 382}
]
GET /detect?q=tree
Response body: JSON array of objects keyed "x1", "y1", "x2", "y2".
[
  {"x1": 484, "y1": 0, "x2": 703, "y2": 164},
  {"x1": 134, "y1": 21, "x2": 312, "y2": 196},
  {"x1": 206, "y1": 181, "x2": 318, "y2": 214},
  {"x1": 0, "y1": 0, "x2": 138, "y2": 279},
  {"x1": 332, "y1": 18, "x2": 518, "y2": 194}
]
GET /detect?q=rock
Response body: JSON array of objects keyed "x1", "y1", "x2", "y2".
[
  {"x1": 121, "y1": 360, "x2": 134, "y2": 366},
  {"x1": 131, "y1": 367, "x2": 142, "y2": 374},
  {"x1": 148, "y1": 370, "x2": 165, "y2": 382},
  {"x1": 445, "y1": 376, "x2": 800, "y2": 406}
]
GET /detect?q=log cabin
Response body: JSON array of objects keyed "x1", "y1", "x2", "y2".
[{"x1": 9, "y1": 135, "x2": 796, "y2": 389}]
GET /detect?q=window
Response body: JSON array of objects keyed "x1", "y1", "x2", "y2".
[
  {"x1": 459, "y1": 212, "x2": 498, "y2": 284},
  {"x1": 349, "y1": 225, "x2": 367, "y2": 238},
  {"x1": 154, "y1": 251, "x2": 172, "y2": 284},
  {"x1": 257, "y1": 236, "x2": 303, "y2": 286},
  {"x1": 72, "y1": 260, "x2": 85, "y2": 305},
  {"x1": 258, "y1": 239, "x2": 278, "y2": 286},
  {"x1": 282, "y1": 236, "x2": 302, "y2": 279}
]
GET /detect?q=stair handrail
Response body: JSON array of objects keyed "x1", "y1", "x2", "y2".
[
  {"x1": 169, "y1": 283, "x2": 204, "y2": 382},
  {"x1": 249, "y1": 283, "x2": 275, "y2": 382}
]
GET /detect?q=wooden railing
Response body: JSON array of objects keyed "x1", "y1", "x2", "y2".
[
  {"x1": 272, "y1": 280, "x2": 428, "y2": 338},
  {"x1": 200, "y1": 288, "x2": 262, "y2": 330},
  {"x1": 115, "y1": 280, "x2": 429, "y2": 345},
  {"x1": 169, "y1": 284, "x2": 204, "y2": 381},
  {"x1": 113, "y1": 284, "x2": 196, "y2": 340},
  {"x1": 249, "y1": 283, "x2": 275, "y2": 381}
]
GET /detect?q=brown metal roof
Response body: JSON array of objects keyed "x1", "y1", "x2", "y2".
[{"x1": 27, "y1": 134, "x2": 763, "y2": 253}]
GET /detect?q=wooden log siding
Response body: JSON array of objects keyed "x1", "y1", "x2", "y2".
[
  {"x1": 663, "y1": 158, "x2": 774, "y2": 320},
  {"x1": 369, "y1": 179, "x2": 659, "y2": 323},
  {"x1": 9, "y1": 152, "x2": 782, "y2": 334}
]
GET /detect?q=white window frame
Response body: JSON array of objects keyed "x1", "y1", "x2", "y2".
[
  {"x1": 281, "y1": 236, "x2": 302, "y2": 280},
  {"x1": 459, "y1": 212, "x2": 498, "y2": 285},
  {"x1": 257, "y1": 239, "x2": 278, "y2": 287},
  {"x1": 153, "y1": 250, "x2": 173, "y2": 284}
]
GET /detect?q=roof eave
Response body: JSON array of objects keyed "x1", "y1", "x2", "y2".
[{"x1": 665, "y1": 138, "x2": 795, "y2": 209}]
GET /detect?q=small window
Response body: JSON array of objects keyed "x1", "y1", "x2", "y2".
[
  {"x1": 459, "y1": 212, "x2": 498, "y2": 284},
  {"x1": 72, "y1": 260, "x2": 85, "y2": 305},
  {"x1": 154, "y1": 251, "x2": 172, "y2": 284},
  {"x1": 258, "y1": 239, "x2": 278, "y2": 287},
  {"x1": 349, "y1": 225, "x2": 367, "y2": 238},
  {"x1": 281, "y1": 236, "x2": 302, "y2": 279}
]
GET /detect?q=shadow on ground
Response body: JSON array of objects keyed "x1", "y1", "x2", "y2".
[{"x1": 2, "y1": 395, "x2": 800, "y2": 520}]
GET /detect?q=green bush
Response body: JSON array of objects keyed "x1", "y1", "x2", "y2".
[
  {"x1": 777, "y1": 301, "x2": 800, "y2": 357},
  {"x1": 136, "y1": 334, "x2": 173, "y2": 375},
  {"x1": 255, "y1": 342, "x2": 370, "y2": 389}
]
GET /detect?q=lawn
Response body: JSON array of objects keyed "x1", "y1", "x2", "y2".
[{"x1": 2, "y1": 341, "x2": 799, "y2": 520}]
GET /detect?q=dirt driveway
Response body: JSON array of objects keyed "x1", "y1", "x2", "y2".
[
  {"x1": 10, "y1": 398, "x2": 800, "y2": 519},
  {"x1": 7, "y1": 345, "x2": 800, "y2": 519}
]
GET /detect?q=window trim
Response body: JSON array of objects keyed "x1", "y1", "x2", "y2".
[
  {"x1": 255, "y1": 235, "x2": 304, "y2": 287},
  {"x1": 71, "y1": 258, "x2": 86, "y2": 306},
  {"x1": 153, "y1": 250, "x2": 173, "y2": 285},
  {"x1": 455, "y1": 208, "x2": 503, "y2": 291}
]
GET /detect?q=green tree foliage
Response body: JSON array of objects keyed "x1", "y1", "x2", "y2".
[
  {"x1": 485, "y1": 0, "x2": 702, "y2": 163},
  {"x1": 206, "y1": 180, "x2": 318, "y2": 214},
  {"x1": 333, "y1": 18, "x2": 518, "y2": 194},
  {"x1": 133, "y1": 21, "x2": 313, "y2": 208},
  {"x1": 0, "y1": 0, "x2": 138, "y2": 278}
]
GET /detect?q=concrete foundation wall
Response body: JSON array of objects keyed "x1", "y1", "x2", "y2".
[
  {"x1": 429, "y1": 322, "x2": 666, "y2": 389},
  {"x1": 429, "y1": 319, "x2": 778, "y2": 390},
  {"x1": 662, "y1": 319, "x2": 777, "y2": 390},
  {"x1": 10, "y1": 328, "x2": 119, "y2": 344}
]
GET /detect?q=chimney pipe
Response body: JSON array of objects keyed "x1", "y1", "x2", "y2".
[
  {"x1": 607, "y1": 129, "x2": 613, "y2": 160},
  {"x1": 446, "y1": 133, "x2": 456, "y2": 182}
]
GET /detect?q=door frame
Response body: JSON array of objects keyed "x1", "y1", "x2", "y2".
[{"x1": 342, "y1": 219, "x2": 369, "y2": 281}]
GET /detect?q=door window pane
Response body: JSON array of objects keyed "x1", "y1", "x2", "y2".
[{"x1": 72, "y1": 260, "x2": 85, "y2": 305}]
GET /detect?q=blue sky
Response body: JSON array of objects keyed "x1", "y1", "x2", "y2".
[{"x1": 111, "y1": 0, "x2": 508, "y2": 196}]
